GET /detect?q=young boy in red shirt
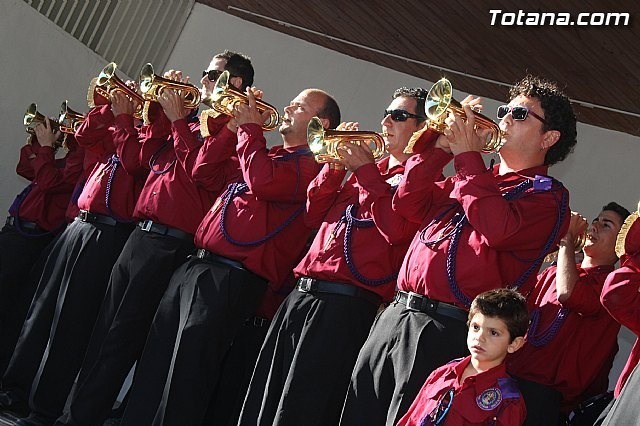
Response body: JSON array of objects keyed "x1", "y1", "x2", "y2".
[{"x1": 397, "y1": 288, "x2": 528, "y2": 426}]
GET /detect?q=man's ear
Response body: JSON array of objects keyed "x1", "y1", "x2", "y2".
[
  {"x1": 541, "y1": 129, "x2": 560, "y2": 150},
  {"x1": 507, "y1": 336, "x2": 525, "y2": 353},
  {"x1": 229, "y1": 76, "x2": 243, "y2": 91},
  {"x1": 319, "y1": 117, "x2": 331, "y2": 129}
]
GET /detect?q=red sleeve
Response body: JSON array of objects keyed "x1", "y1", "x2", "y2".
[
  {"x1": 562, "y1": 268, "x2": 609, "y2": 316},
  {"x1": 601, "y1": 255, "x2": 640, "y2": 335},
  {"x1": 356, "y1": 162, "x2": 419, "y2": 244},
  {"x1": 74, "y1": 105, "x2": 115, "y2": 158},
  {"x1": 392, "y1": 147, "x2": 452, "y2": 224},
  {"x1": 237, "y1": 123, "x2": 318, "y2": 203},
  {"x1": 452, "y1": 152, "x2": 569, "y2": 251},
  {"x1": 496, "y1": 398, "x2": 527, "y2": 426},
  {"x1": 304, "y1": 163, "x2": 346, "y2": 228},
  {"x1": 192, "y1": 124, "x2": 241, "y2": 193},
  {"x1": 171, "y1": 118, "x2": 203, "y2": 179},
  {"x1": 16, "y1": 144, "x2": 37, "y2": 180},
  {"x1": 112, "y1": 113, "x2": 146, "y2": 177},
  {"x1": 137, "y1": 108, "x2": 171, "y2": 172}
]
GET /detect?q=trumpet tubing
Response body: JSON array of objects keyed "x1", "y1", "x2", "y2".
[
  {"x1": 24, "y1": 103, "x2": 60, "y2": 134},
  {"x1": 58, "y1": 100, "x2": 86, "y2": 134},
  {"x1": 209, "y1": 71, "x2": 281, "y2": 131},
  {"x1": 87, "y1": 62, "x2": 145, "y2": 119},
  {"x1": 139, "y1": 63, "x2": 201, "y2": 109},
  {"x1": 307, "y1": 116, "x2": 386, "y2": 163}
]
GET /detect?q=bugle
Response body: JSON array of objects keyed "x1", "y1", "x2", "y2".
[
  {"x1": 24, "y1": 103, "x2": 60, "y2": 134},
  {"x1": 544, "y1": 231, "x2": 588, "y2": 263},
  {"x1": 208, "y1": 70, "x2": 281, "y2": 131},
  {"x1": 58, "y1": 101, "x2": 85, "y2": 134},
  {"x1": 405, "y1": 78, "x2": 504, "y2": 154},
  {"x1": 139, "y1": 63, "x2": 201, "y2": 109},
  {"x1": 87, "y1": 62, "x2": 145, "y2": 119},
  {"x1": 307, "y1": 116, "x2": 386, "y2": 163}
]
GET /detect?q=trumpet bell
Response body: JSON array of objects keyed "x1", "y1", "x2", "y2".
[
  {"x1": 210, "y1": 71, "x2": 281, "y2": 131},
  {"x1": 412, "y1": 78, "x2": 504, "y2": 154},
  {"x1": 139, "y1": 63, "x2": 201, "y2": 109},
  {"x1": 307, "y1": 116, "x2": 386, "y2": 163},
  {"x1": 543, "y1": 231, "x2": 588, "y2": 263},
  {"x1": 24, "y1": 103, "x2": 60, "y2": 134},
  {"x1": 87, "y1": 62, "x2": 144, "y2": 120},
  {"x1": 58, "y1": 100, "x2": 86, "y2": 134}
]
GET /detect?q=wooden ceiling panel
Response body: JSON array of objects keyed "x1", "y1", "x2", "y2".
[{"x1": 197, "y1": 0, "x2": 640, "y2": 137}]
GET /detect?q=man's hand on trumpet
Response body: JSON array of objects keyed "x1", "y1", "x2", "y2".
[{"x1": 232, "y1": 87, "x2": 270, "y2": 130}]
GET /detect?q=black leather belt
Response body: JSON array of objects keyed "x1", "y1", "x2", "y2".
[
  {"x1": 395, "y1": 291, "x2": 468, "y2": 322},
  {"x1": 194, "y1": 248, "x2": 245, "y2": 271},
  {"x1": 297, "y1": 277, "x2": 381, "y2": 306},
  {"x1": 138, "y1": 220, "x2": 193, "y2": 241},
  {"x1": 77, "y1": 210, "x2": 118, "y2": 226},
  {"x1": 5, "y1": 216, "x2": 42, "y2": 232}
]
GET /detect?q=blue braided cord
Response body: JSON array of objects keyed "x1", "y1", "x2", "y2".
[
  {"x1": 342, "y1": 204, "x2": 398, "y2": 286},
  {"x1": 70, "y1": 177, "x2": 86, "y2": 205},
  {"x1": 104, "y1": 154, "x2": 135, "y2": 223},
  {"x1": 149, "y1": 139, "x2": 177, "y2": 175},
  {"x1": 443, "y1": 178, "x2": 568, "y2": 307},
  {"x1": 527, "y1": 307, "x2": 569, "y2": 347}
]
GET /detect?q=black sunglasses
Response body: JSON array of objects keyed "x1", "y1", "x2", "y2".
[
  {"x1": 202, "y1": 69, "x2": 223, "y2": 82},
  {"x1": 497, "y1": 105, "x2": 546, "y2": 124},
  {"x1": 383, "y1": 109, "x2": 425, "y2": 122}
]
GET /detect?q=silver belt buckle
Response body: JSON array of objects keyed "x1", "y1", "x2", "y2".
[
  {"x1": 140, "y1": 220, "x2": 153, "y2": 232},
  {"x1": 196, "y1": 248, "x2": 207, "y2": 259},
  {"x1": 298, "y1": 277, "x2": 314, "y2": 292},
  {"x1": 405, "y1": 291, "x2": 423, "y2": 311}
]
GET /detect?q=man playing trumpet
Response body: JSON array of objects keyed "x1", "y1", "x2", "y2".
[
  {"x1": 238, "y1": 87, "x2": 426, "y2": 426},
  {"x1": 340, "y1": 75, "x2": 577, "y2": 425}
]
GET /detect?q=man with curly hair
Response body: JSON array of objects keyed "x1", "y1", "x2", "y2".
[{"x1": 340, "y1": 75, "x2": 577, "y2": 426}]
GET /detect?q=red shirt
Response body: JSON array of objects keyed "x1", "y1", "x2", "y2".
[
  {"x1": 132, "y1": 110, "x2": 225, "y2": 234},
  {"x1": 601, "y1": 248, "x2": 640, "y2": 396},
  {"x1": 192, "y1": 114, "x2": 242, "y2": 193},
  {"x1": 293, "y1": 158, "x2": 418, "y2": 301},
  {"x1": 195, "y1": 123, "x2": 321, "y2": 287},
  {"x1": 507, "y1": 264, "x2": 618, "y2": 410},
  {"x1": 13, "y1": 140, "x2": 84, "y2": 231},
  {"x1": 75, "y1": 106, "x2": 144, "y2": 220},
  {"x1": 397, "y1": 356, "x2": 526, "y2": 426},
  {"x1": 393, "y1": 148, "x2": 570, "y2": 308}
]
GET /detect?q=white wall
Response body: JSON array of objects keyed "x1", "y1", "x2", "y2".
[{"x1": 1, "y1": 0, "x2": 638, "y2": 390}]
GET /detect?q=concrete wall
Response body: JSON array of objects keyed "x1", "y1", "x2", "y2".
[{"x1": 1, "y1": 0, "x2": 637, "y2": 390}]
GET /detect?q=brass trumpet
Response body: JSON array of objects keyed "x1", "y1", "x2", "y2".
[
  {"x1": 87, "y1": 62, "x2": 145, "y2": 119},
  {"x1": 405, "y1": 78, "x2": 504, "y2": 154},
  {"x1": 543, "y1": 231, "x2": 588, "y2": 263},
  {"x1": 58, "y1": 101, "x2": 85, "y2": 134},
  {"x1": 208, "y1": 71, "x2": 281, "y2": 131},
  {"x1": 307, "y1": 116, "x2": 386, "y2": 163},
  {"x1": 24, "y1": 103, "x2": 60, "y2": 134},
  {"x1": 139, "y1": 63, "x2": 201, "y2": 109}
]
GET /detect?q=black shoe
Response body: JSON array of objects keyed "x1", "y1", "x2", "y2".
[
  {"x1": 15, "y1": 412, "x2": 56, "y2": 426},
  {"x1": 0, "y1": 390, "x2": 29, "y2": 417}
]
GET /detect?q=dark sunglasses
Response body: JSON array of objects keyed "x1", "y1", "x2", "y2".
[
  {"x1": 425, "y1": 387, "x2": 454, "y2": 425},
  {"x1": 202, "y1": 69, "x2": 223, "y2": 82},
  {"x1": 384, "y1": 109, "x2": 425, "y2": 122},
  {"x1": 497, "y1": 105, "x2": 546, "y2": 124}
]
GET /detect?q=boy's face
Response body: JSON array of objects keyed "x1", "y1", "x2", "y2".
[{"x1": 467, "y1": 312, "x2": 524, "y2": 370}]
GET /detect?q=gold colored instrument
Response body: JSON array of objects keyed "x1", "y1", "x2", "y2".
[
  {"x1": 307, "y1": 116, "x2": 386, "y2": 163},
  {"x1": 615, "y1": 211, "x2": 639, "y2": 258},
  {"x1": 543, "y1": 231, "x2": 588, "y2": 263},
  {"x1": 24, "y1": 103, "x2": 60, "y2": 134},
  {"x1": 87, "y1": 62, "x2": 145, "y2": 119},
  {"x1": 208, "y1": 71, "x2": 281, "y2": 131},
  {"x1": 58, "y1": 101, "x2": 85, "y2": 134},
  {"x1": 405, "y1": 78, "x2": 504, "y2": 154},
  {"x1": 139, "y1": 63, "x2": 201, "y2": 109}
]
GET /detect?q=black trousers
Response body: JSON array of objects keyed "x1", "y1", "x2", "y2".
[
  {"x1": 120, "y1": 257, "x2": 267, "y2": 426},
  {"x1": 202, "y1": 316, "x2": 270, "y2": 426},
  {"x1": 339, "y1": 302, "x2": 469, "y2": 426},
  {"x1": 0, "y1": 224, "x2": 55, "y2": 375},
  {"x1": 11, "y1": 220, "x2": 132, "y2": 421},
  {"x1": 600, "y1": 362, "x2": 640, "y2": 425},
  {"x1": 514, "y1": 378, "x2": 562, "y2": 426},
  {"x1": 238, "y1": 288, "x2": 379, "y2": 426},
  {"x1": 53, "y1": 227, "x2": 194, "y2": 426}
]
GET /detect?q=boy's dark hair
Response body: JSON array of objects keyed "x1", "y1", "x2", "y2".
[
  {"x1": 509, "y1": 75, "x2": 577, "y2": 166},
  {"x1": 468, "y1": 288, "x2": 529, "y2": 342},
  {"x1": 215, "y1": 49, "x2": 254, "y2": 90},
  {"x1": 393, "y1": 87, "x2": 428, "y2": 124},
  {"x1": 316, "y1": 92, "x2": 341, "y2": 130},
  {"x1": 602, "y1": 201, "x2": 631, "y2": 223}
]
